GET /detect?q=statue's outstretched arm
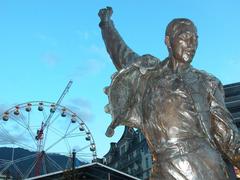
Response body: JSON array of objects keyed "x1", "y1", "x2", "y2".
[
  {"x1": 98, "y1": 7, "x2": 139, "y2": 70},
  {"x1": 209, "y1": 82, "x2": 240, "y2": 168}
]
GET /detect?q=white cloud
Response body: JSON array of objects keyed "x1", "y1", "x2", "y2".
[
  {"x1": 71, "y1": 58, "x2": 106, "y2": 79},
  {"x1": 88, "y1": 44, "x2": 110, "y2": 61},
  {"x1": 66, "y1": 98, "x2": 94, "y2": 122},
  {"x1": 76, "y1": 30, "x2": 90, "y2": 40},
  {"x1": 75, "y1": 30, "x2": 98, "y2": 41},
  {"x1": 35, "y1": 33, "x2": 58, "y2": 47},
  {"x1": 41, "y1": 53, "x2": 60, "y2": 67},
  {"x1": 75, "y1": 30, "x2": 109, "y2": 59},
  {"x1": 228, "y1": 58, "x2": 240, "y2": 66},
  {"x1": 69, "y1": 98, "x2": 91, "y2": 108},
  {"x1": 89, "y1": 44, "x2": 105, "y2": 54},
  {"x1": 85, "y1": 58, "x2": 106, "y2": 74}
]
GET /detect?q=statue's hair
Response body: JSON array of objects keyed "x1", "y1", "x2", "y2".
[{"x1": 165, "y1": 18, "x2": 197, "y2": 39}]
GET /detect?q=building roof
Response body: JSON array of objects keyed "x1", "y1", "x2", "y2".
[
  {"x1": 224, "y1": 82, "x2": 240, "y2": 89},
  {"x1": 26, "y1": 162, "x2": 140, "y2": 180}
]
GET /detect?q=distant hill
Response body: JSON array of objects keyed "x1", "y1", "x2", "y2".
[{"x1": 0, "y1": 147, "x2": 85, "y2": 178}]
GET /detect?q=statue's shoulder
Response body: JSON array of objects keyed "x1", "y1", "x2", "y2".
[
  {"x1": 105, "y1": 54, "x2": 160, "y2": 123},
  {"x1": 133, "y1": 54, "x2": 160, "y2": 74},
  {"x1": 191, "y1": 68, "x2": 223, "y2": 91}
]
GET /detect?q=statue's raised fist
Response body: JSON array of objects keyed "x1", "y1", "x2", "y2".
[{"x1": 98, "y1": 6, "x2": 113, "y2": 22}]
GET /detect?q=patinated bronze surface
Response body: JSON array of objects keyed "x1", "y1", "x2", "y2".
[{"x1": 99, "y1": 7, "x2": 240, "y2": 180}]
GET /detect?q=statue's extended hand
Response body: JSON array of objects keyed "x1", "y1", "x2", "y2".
[{"x1": 98, "y1": 6, "x2": 113, "y2": 22}]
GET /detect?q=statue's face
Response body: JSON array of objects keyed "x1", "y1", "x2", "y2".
[{"x1": 170, "y1": 26, "x2": 198, "y2": 64}]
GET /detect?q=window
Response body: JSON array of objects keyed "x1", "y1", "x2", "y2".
[
  {"x1": 146, "y1": 157, "x2": 149, "y2": 168},
  {"x1": 103, "y1": 157, "x2": 107, "y2": 164},
  {"x1": 128, "y1": 153, "x2": 133, "y2": 160},
  {"x1": 108, "y1": 155, "x2": 112, "y2": 164}
]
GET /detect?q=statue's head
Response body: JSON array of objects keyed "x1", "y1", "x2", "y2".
[{"x1": 165, "y1": 18, "x2": 198, "y2": 64}]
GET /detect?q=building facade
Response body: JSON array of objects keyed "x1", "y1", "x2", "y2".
[
  {"x1": 103, "y1": 127, "x2": 151, "y2": 180},
  {"x1": 225, "y1": 82, "x2": 240, "y2": 127},
  {"x1": 104, "y1": 82, "x2": 240, "y2": 180}
]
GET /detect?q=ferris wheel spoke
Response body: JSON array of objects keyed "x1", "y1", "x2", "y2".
[
  {"x1": 42, "y1": 125, "x2": 50, "y2": 150},
  {"x1": 11, "y1": 146, "x2": 15, "y2": 161},
  {"x1": 45, "y1": 153, "x2": 63, "y2": 171},
  {"x1": 49, "y1": 126, "x2": 64, "y2": 137},
  {"x1": 46, "y1": 113, "x2": 60, "y2": 127},
  {"x1": 26, "y1": 126, "x2": 38, "y2": 148},
  {"x1": 75, "y1": 144, "x2": 90, "y2": 153},
  {"x1": 64, "y1": 138, "x2": 71, "y2": 153},
  {"x1": 19, "y1": 111, "x2": 38, "y2": 147},
  {"x1": 13, "y1": 141, "x2": 36, "y2": 152},
  {"x1": 42, "y1": 109, "x2": 48, "y2": 122},
  {"x1": 0, "y1": 162, "x2": 12, "y2": 174},
  {"x1": 1, "y1": 153, "x2": 37, "y2": 175},
  {"x1": 9, "y1": 114, "x2": 28, "y2": 129},
  {"x1": 45, "y1": 136, "x2": 66, "y2": 152},
  {"x1": 27, "y1": 110, "x2": 31, "y2": 127},
  {"x1": 0, "y1": 158, "x2": 10, "y2": 163},
  {"x1": 65, "y1": 125, "x2": 80, "y2": 137},
  {"x1": 24, "y1": 155, "x2": 39, "y2": 178},
  {"x1": 13, "y1": 153, "x2": 37, "y2": 164},
  {"x1": 8, "y1": 115, "x2": 32, "y2": 144},
  {"x1": 42, "y1": 114, "x2": 61, "y2": 150},
  {"x1": 13, "y1": 163, "x2": 24, "y2": 178},
  {"x1": 0, "y1": 160, "x2": 11, "y2": 169},
  {"x1": 48, "y1": 127, "x2": 66, "y2": 140},
  {"x1": 19, "y1": 110, "x2": 28, "y2": 127},
  {"x1": 0, "y1": 124, "x2": 17, "y2": 144},
  {"x1": 19, "y1": 110, "x2": 38, "y2": 148},
  {"x1": 65, "y1": 133, "x2": 85, "y2": 138},
  {"x1": 64, "y1": 121, "x2": 72, "y2": 137}
]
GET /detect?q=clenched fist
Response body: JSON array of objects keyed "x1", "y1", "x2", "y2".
[{"x1": 98, "y1": 6, "x2": 113, "y2": 22}]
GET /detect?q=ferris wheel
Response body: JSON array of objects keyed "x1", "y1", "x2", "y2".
[{"x1": 0, "y1": 82, "x2": 97, "y2": 179}]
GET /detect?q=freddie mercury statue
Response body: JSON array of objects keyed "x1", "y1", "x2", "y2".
[{"x1": 99, "y1": 7, "x2": 240, "y2": 180}]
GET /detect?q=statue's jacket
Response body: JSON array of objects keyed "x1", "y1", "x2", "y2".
[{"x1": 104, "y1": 55, "x2": 240, "y2": 179}]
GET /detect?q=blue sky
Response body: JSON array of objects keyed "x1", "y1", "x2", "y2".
[{"x1": 0, "y1": 1, "x2": 240, "y2": 158}]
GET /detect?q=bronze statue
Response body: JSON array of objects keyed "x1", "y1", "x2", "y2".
[{"x1": 99, "y1": 7, "x2": 240, "y2": 180}]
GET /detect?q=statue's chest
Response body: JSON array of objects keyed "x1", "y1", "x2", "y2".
[{"x1": 142, "y1": 71, "x2": 207, "y2": 117}]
